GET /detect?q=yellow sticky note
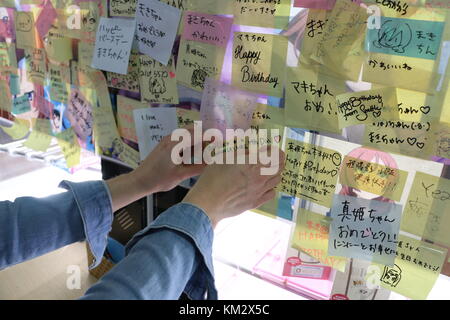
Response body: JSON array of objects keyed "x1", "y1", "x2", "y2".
[
  {"x1": 48, "y1": 63, "x2": 71, "y2": 104},
  {"x1": 0, "y1": 79, "x2": 12, "y2": 112},
  {"x1": 278, "y1": 139, "x2": 342, "y2": 207},
  {"x1": 45, "y1": 26, "x2": 73, "y2": 63},
  {"x1": 176, "y1": 108, "x2": 200, "y2": 128},
  {"x1": 0, "y1": 42, "x2": 17, "y2": 73},
  {"x1": 106, "y1": 51, "x2": 140, "y2": 93},
  {"x1": 139, "y1": 55, "x2": 179, "y2": 104},
  {"x1": 176, "y1": 39, "x2": 225, "y2": 91},
  {"x1": 110, "y1": 0, "x2": 136, "y2": 17},
  {"x1": 117, "y1": 95, "x2": 147, "y2": 143},
  {"x1": 336, "y1": 87, "x2": 399, "y2": 128},
  {"x1": 233, "y1": 0, "x2": 290, "y2": 29},
  {"x1": 292, "y1": 209, "x2": 347, "y2": 272},
  {"x1": 401, "y1": 172, "x2": 450, "y2": 247},
  {"x1": 370, "y1": 235, "x2": 447, "y2": 300},
  {"x1": 186, "y1": 0, "x2": 233, "y2": 15},
  {"x1": 310, "y1": 0, "x2": 368, "y2": 81},
  {"x1": 56, "y1": 128, "x2": 81, "y2": 168},
  {"x1": 1, "y1": 119, "x2": 29, "y2": 140},
  {"x1": 250, "y1": 103, "x2": 284, "y2": 147},
  {"x1": 23, "y1": 118, "x2": 52, "y2": 152},
  {"x1": 14, "y1": 11, "x2": 37, "y2": 49},
  {"x1": 78, "y1": 41, "x2": 95, "y2": 67},
  {"x1": 117, "y1": 141, "x2": 140, "y2": 169},
  {"x1": 299, "y1": 9, "x2": 330, "y2": 67},
  {"x1": 25, "y1": 48, "x2": 47, "y2": 85},
  {"x1": 339, "y1": 156, "x2": 408, "y2": 202},
  {"x1": 232, "y1": 32, "x2": 287, "y2": 97},
  {"x1": 285, "y1": 64, "x2": 346, "y2": 133},
  {"x1": 426, "y1": 121, "x2": 450, "y2": 160}
]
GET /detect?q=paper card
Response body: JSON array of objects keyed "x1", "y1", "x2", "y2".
[
  {"x1": 12, "y1": 94, "x2": 31, "y2": 115},
  {"x1": 182, "y1": 11, "x2": 233, "y2": 48},
  {"x1": 106, "y1": 51, "x2": 141, "y2": 93},
  {"x1": 294, "y1": 0, "x2": 336, "y2": 9},
  {"x1": 23, "y1": 118, "x2": 52, "y2": 152},
  {"x1": 200, "y1": 78, "x2": 258, "y2": 135},
  {"x1": 278, "y1": 139, "x2": 342, "y2": 207},
  {"x1": 336, "y1": 87, "x2": 399, "y2": 128},
  {"x1": 139, "y1": 54, "x2": 179, "y2": 104},
  {"x1": 0, "y1": 7, "x2": 16, "y2": 40},
  {"x1": 35, "y1": 0, "x2": 57, "y2": 39},
  {"x1": 328, "y1": 194, "x2": 402, "y2": 265},
  {"x1": 117, "y1": 95, "x2": 147, "y2": 143},
  {"x1": 45, "y1": 26, "x2": 73, "y2": 63},
  {"x1": 14, "y1": 11, "x2": 36, "y2": 49},
  {"x1": 370, "y1": 235, "x2": 447, "y2": 300},
  {"x1": 1, "y1": 118, "x2": 29, "y2": 140},
  {"x1": 233, "y1": 0, "x2": 291, "y2": 29},
  {"x1": 401, "y1": 172, "x2": 450, "y2": 247},
  {"x1": 426, "y1": 122, "x2": 450, "y2": 160},
  {"x1": 133, "y1": 107, "x2": 178, "y2": 160},
  {"x1": 135, "y1": 0, "x2": 182, "y2": 65},
  {"x1": 67, "y1": 89, "x2": 94, "y2": 141},
  {"x1": 291, "y1": 208, "x2": 347, "y2": 272},
  {"x1": 110, "y1": 0, "x2": 137, "y2": 17},
  {"x1": 366, "y1": 17, "x2": 445, "y2": 61},
  {"x1": 176, "y1": 107, "x2": 200, "y2": 128},
  {"x1": 176, "y1": 39, "x2": 225, "y2": 91},
  {"x1": 285, "y1": 64, "x2": 346, "y2": 134},
  {"x1": 91, "y1": 17, "x2": 136, "y2": 75},
  {"x1": 25, "y1": 48, "x2": 46, "y2": 85},
  {"x1": 311, "y1": 0, "x2": 368, "y2": 81},
  {"x1": 232, "y1": 32, "x2": 288, "y2": 97},
  {"x1": 56, "y1": 128, "x2": 81, "y2": 168},
  {"x1": 339, "y1": 156, "x2": 408, "y2": 202}
]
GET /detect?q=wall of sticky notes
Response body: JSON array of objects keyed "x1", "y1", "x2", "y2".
[{"x1": 0, "y1": 0, "x2": 449, "y2": 300}]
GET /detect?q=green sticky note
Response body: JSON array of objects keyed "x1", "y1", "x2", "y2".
[
  {"x1": 12, "y1": 95, "x2": 31, "y2": 114},
  {"x1": 366, "y1": 17, "x2": 445, "y2": 61},
  {"x1": 9, "y1": 74, "x2": 20, "y2": 95}
]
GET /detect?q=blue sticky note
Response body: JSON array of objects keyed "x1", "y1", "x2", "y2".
[
  {"x1": 12, "y1": 95, "x2": 31, "y2": 114},
  {"x1": 328, "y1": 194, "x2": 402, "y2": 266},
  {"x1": 9, "y1": 74, "x2": 20, "y2": 95},
  {"x1": 277, "y1": 195, "x2": 293, "y2": 220},
  {"x1": 366, "y1": 17, "x2": 445, "y2": 60}
]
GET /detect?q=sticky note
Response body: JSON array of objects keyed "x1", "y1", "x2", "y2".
[
  {"x1": 311, "y1": 0, "x2": 368, "y2": 81},
  {"x1": 186, "y1": 0, "x2": 233, "y2": 15},
  {"x1": 117, "y1": 140, "x2": 140, "y2": 169},
  {"x1": 294, "y1": 0, "x2": 336, "y2": 9},
  {"x1": 139, "y1": 54, "x2": 179, "y2": 104},
  {"x1": 67, "y1": 89, "x2": 93, "y2": 141},
  {"x1": 9, "y1": 73, "x2": 19, "y2": 95},
  {"x1": 328, "y1": 194, "x2": 402, "y2": 265},
  {"x1": 23, "y1": 118, "x2": 52, "y2": 152},
  {"x1": 339, "y1": 156, "x2": 408, "y2": 202},
  {"x1": 292, "y1": 208, "x2": 347, "y2": 272},
  {"x1": 250, "y1": 104, "x2": 284, "y2": 148},
  {"x1": 78, "y1": 41, "x2": 94, "y2": 67},
  {"x1": 107, "y1": 51, "x2": 141, "y2": 93},
  {"x1": 200, "y1": 78, "x2": 258, "y2": 135},
  {"x1": 91, "y1": 17, "x2": 136, "y2": 75},
  {"x1": 133, "y1": 107, "x2": 178, "y2": 160},
  {"x1": 14, "y1": 11, "x2": 36, "y2": 49},
  {"x1": 117, "y1": 95, "x2": 147, "y2": 143},
  {"x1": 12, "y1": 95, "x2": 31, "y2": 115},
  {"x1": 370, "y1": 235, "x2": 447, "y2": 300},
  {"x1": 0, "y1": 79, "x2": 12, "y2": 112},
  {"x1": 0, "y1": 7, "x2": 15, "y2": 40},
  {"x1": 232, "y1": 32, "x2": 288, "y2": 97},
  {"x1": 401, "y1": 172, "x2": 450, "y2": 247},
  {"x1": 1, "y1": 119, "x2": 29, "y2": 140},
  {"x1": 25, "y1": 48, "x2": 46, "y2": 85},
  {"x1": 279, "y1": 139, "x2": 342, "y2": 207},
  {"x1": 0, "y1": 42, "x2": 17, "y2": 72},
  {"x1": 182, "y1": 11, "x2": 233, "y2": 48},
  {"x1": 426, "y1": 122, "x2": 450, "y2": 160},
  {"x1": 233, "y1": 0, "x2": 291, "y2": 29},
  {"x1": 336, "y1": 87, "x2": 399, "y2": 128},
  {"x1": 48, "y1": 63, "x2": 70, "y2": 104},
  {"x1": 177, "y1": 108, "x2": 200, "y2": 128},
  {"x1": 366, "y1": 17, "x2": 445, "y2": 61},
  {"x1": 56, "y1": 128, "x2": 81, "y2": 168},
  {"x1": 110, "y1": 0, "x2": 137, "y2": 17},
  {"x1": 285, "y1": 64, "x2": 346, "y2": 134},
  {"x1": 45, "y1": 26, "x2": 73, "y2": 63},
  {"x1": 176, "y1": 39, "x2": 224, "y2": 91},
  {"x1": 35, "y1": 0, "x2": 57, "y2": 39},
  {"x1": 135, "y1": 0, "x2": 182, "y2": 65}
]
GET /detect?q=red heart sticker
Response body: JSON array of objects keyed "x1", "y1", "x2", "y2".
[
  {"x1": 274, "y1": 135, "x2": 281, "y2": 143},
  {"x1": 169, "y1": 72, "x2": 176, "y2": 79}
]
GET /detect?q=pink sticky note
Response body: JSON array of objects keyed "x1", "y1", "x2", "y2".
[
  {"x1": 35, "y1": 0, "x2": 57, "y2": 39},
  {"x1": 182, "y1": 11, "x2": 233, "y2": 48},
  {"x1": 294, "y1": 0, "x2": 337, "y2": 10}
]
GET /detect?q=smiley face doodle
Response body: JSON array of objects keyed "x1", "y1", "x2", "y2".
[{"x1": 16, "y1": 12, "x2": 33, "y2": 32}]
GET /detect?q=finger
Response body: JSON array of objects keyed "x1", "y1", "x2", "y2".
[
  {"x1": 178, "y1": 163, "x2": 207, "y2": 179},
  {"x1": 255, "y1": 189, "x2": 276, "y2": 208},
  {"x1": 263, "y1": 174, "x2": 282, "y2": 190}
]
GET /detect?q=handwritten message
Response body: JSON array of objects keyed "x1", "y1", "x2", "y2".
[
  {"x1": 133, "y1": 107, "x2": 178, "y2": 160},
  {"x1": 401, "y1": 172, "x2": 450, "y2": 247},
  {"x1": 117, "y1": 95, "x2": 147, "y2": 143},
  {"x1": 139, "y1": 54, "x2": 179, "y2": 104},
  {"x1": 110, "y1": 0, "x2": 137, "y2": 17},
  {"x1": 233, "y1": 0, "x2": 290, "y2": 29},
  {"x1": 135, "y1": 0, "x2": 181, "y2": 65},
  {"x1": 328, "y1": 194, "x2": 402, "y2": 265},
  {"x1": 177, "y1": 108, "x2": 200, "y2": 128},
  {"x1": 91, "y1": 17, "x2": 136, "y2": 75},
  {"x1": 336, "y1": 88, "x2": 399, "y2": 128},
  {"x1": 67, "y1": 89, "x2": 93, "y2": 141},
  {"x1": 232, "y1": 32, "x2": 288, "y2": 97},
  {"x1": 12, "y1": 94, "x2": 31, "y2": 115},
  {"x1": 25, "y1": 48, "x2": 46, "y2": 85},
  {"x1": 106, "y1": 51, "x2": 140, "y2": 93},
  {"x1": 48, "y1": 63, "x2": 70, "y2": 104},
  {"x1": 14, "y1": 11, "x2": 36, "y2": 49},
  {"x1": 279, "y1": 139, "x2": 342, "y2": 207}
]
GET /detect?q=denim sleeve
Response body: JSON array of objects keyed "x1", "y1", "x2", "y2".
[
  {"x1": 80, "y1": 203, "x2": 218, "y2": 300},
  {"x1": 0, "y1": 180, "x2": 113, "y2": 270}
]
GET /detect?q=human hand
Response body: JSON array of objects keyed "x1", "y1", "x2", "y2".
[{"x1": 182, "y1": 147, "x2": 285, "y2": 228}]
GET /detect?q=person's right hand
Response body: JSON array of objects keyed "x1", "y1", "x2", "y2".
[{"x1": 182, "y1": 147, "x2": 285, "y2": 228}]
